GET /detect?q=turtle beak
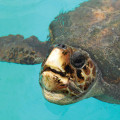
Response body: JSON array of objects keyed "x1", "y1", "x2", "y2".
[
  {"x1": 40, "y1": 45, "x2": 72, "y2": 92},
  {"x1": 39, "y1": 44, "x2": 79, "y2": 105},
  {"x1": 44, "y1": 47, "x2": 70, "y2": 72}
]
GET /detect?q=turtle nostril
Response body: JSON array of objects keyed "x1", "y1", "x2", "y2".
[{"x1": 57, "y1": 44, "x2": 66, "y2": 49}]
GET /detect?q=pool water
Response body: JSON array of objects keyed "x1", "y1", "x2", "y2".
[{"x1": 0, "y1": 0, "x2": 120, "y2": 120}]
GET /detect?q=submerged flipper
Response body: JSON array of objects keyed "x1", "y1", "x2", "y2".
[{"x1": 0, "y1": 35, "x2": 50, "y2": 64}]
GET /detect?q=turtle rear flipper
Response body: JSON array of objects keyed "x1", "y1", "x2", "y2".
[{"x1": 0, "y1": 35, "x2": 50, "y2": 64}]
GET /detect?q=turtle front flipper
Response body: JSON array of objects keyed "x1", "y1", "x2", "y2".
[{"x1": 0, "y1": 35, "x2": 50, "y2": 64}]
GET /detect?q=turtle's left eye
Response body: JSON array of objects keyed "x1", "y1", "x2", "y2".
[{"x1": 70, "y1": 51, "x2": 86, "y2": 68}]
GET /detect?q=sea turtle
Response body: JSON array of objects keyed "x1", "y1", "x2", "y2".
[{"x1": 0, "y1": 0, "x2": 120, "y2": 105}]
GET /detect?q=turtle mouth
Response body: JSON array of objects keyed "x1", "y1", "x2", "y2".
[
  {"x1": 40, "y1": 65, "x2": 69, "y2": 93},
  {"x1": 42, "y1": 66, "x2": 66, "y2": 77},
  {"x1": 42, "y1": 88, "x2": 74, "y2": 105},
  {"x1": 40, "y1": 65, "x2": 72, "y2": 105},
  {"x1": 40, "y1": 44, "x2": 96, "y2": 105}
]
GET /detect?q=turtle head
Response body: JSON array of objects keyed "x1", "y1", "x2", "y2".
[{"x1": 40, "y1": 44, "x2": 97, "y2": 105}]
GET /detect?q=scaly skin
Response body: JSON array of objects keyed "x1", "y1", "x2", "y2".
[
  {"x1": 0, "y1": 35, "x2": 50, "y2": 64},
  {"x1": 49, "y1": 0, "x2": 120, "y2": 104}
]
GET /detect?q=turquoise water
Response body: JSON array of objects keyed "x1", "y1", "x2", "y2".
[{"x1": 0, "y1": 0, "x2": 120, "y2": 120}]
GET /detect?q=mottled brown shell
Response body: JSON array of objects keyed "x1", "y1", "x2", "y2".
[{"x1": 49, "y1": 0, "x2": 120, "y2": 85}]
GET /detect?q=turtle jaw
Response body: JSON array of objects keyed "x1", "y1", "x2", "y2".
[
  {"x1": 40, "y1": 45, "x2": 97, "y2": 105},
  {"x1": 42, "y1": 88, "x2": 80, "y2": 105}
]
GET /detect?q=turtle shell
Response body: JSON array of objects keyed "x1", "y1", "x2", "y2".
[{"x1": 49, "y1": 0, "x2": 120, "y2": 85}]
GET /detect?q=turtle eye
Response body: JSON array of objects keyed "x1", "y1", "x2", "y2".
[
  {"x1": 70, "y1": 52, "x2": 86, "y2": 68},
  {"x1": 57, "y1": 44, "x2": 67, "y2": 49}
]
